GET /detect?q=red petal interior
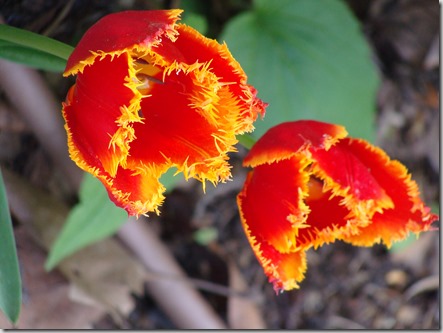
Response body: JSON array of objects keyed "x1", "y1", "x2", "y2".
[
  {"x1": 238, "y1": 158, "x2": 308, "y2": 253},
  {"x1": 310, "y1": 139, "x2": 392, "y2": 203},
  {"x1": 126, "y1": 70, "x2": 219, "y2": 171},
  {"x1": 64, "y1": 53, "x2": 134, "y2": 176},
  {"x1": 302, "y1": 185, "x2": 351, "y2": 244},
  {"x1": 152, "y1": 24, "x2": 265, "y2": 123}
]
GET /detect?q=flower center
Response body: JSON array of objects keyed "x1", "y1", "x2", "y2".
[
  {"x1": 133, "y1": 58, "x2": 164, "y2": 94},
  {"x1": 306, "y1": 176, "x2": 325, "y2": 201}
]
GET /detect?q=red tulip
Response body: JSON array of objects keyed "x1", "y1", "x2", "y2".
[
  {"x1": 237, "y1": 120, "x2": 438, "y2": 292},
  {"x1": 62, "y1": 10, "x2": 266, "y2": 216}
]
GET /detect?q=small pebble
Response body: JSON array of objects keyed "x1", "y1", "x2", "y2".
[
  {"x1": 385, "y1": 269, "x2": 408, "y2": 289},
  {"x1": 397, "y1": 305, "x2": 421, "y2": 327}
]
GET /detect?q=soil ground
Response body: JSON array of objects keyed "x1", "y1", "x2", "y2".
[{"x1": 0, "y1": 0, "x2": 439, "y2": 329}]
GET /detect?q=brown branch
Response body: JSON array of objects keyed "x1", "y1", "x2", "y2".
[
  {"x1": 118, "y1": 219, "x2": 226, "y2": 328},
  {"x1": 0, "y1": 58, "x2": 83, "y2": 193}
]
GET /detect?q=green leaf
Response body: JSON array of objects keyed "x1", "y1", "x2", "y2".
[
  {"x1": 0, "y1": 24, "x2": 72, "y2": 71},
  {"x1": 45, "y1": 173, "x2": 128, "y2": 270},
  {"x1": 0, "y1": 169, "x2": 22, "y2": 324},
  {"x1": 158, "y1": 167, "x2": 184, "y2": 190},
  {"x1": 389, "y1": 233, "x2": 418, "y2": 253},
  {"x1": 221, "y1": 0, "x2": 379, "y2": 141},
  {"x1": 45, "y1": 169, "x2": 183, "y2": 270},
  {"x1": 181, "y1": 12, "x2": 208, "y2": 35},
  {"x1": 178, "y1": 0, "x2": 216, "y2": 37},
  {"x1": 237, "y1": 133, "x2": 256, "y2": 150},
  {"x1": 0, "y1": 40, "x2": 67, "y2": 72},
  {"x1": 0, "y1": 24, "x2": 73, "y2": 61}
]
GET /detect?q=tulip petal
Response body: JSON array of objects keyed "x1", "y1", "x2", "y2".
[
  {"x1": 335, "y1": 139, "x2": 438, "y2": 247},
  {"x1": 63, "y1": 53, "x2": 137, "y2": 177},
  {"x1": 65, "y1": 9, "x2": 183, "y2": 76},
  {"x1": 238, "y1": 165, "x2": 308, "y2": 291},
  {"x1": 311, "y1": 139, "x2": 393, "y2": 206},
  {"x1": 306, "y1": 137, "x2": 395, "y2": 242},
  {"x1": 301, "y1": 180, "x2": 364, "y2": 248},
  {"x1": 251, "y1": 236, "x2": 307, "y2": 293},
  {"x1": 159, "y1": 24, "x2": 267, "y2": 131},
  {"x1": 238, "y1": 158, "x2": 311, "y2": 254},
  {"x1": 244, "y1": 120, "x2": 347, "y2": 167},
  {"x1": 102, "y1": 165, "x2": 167, "y2": 216}
]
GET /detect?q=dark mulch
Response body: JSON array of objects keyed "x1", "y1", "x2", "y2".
[{"x1": 0, "y1": 0, "x2": 439, "y2": 329}]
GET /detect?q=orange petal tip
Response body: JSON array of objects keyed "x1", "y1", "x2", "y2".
[{"x1": 244, "y1": 120, "x2": 347, "y2": 168}]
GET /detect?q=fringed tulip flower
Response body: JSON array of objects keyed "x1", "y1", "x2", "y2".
[
  {"x1": 62, "y1": 9, "x2": 266, "y2": 216},
  {"x1": 237, "y1": 120, "x2": 438, "y2": 292}
]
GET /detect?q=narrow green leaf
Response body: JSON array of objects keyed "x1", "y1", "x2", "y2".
[
  {"x1": 0, "y1": 24, "x2": 73, "y2": 61},
  {"x1": 0, "y1": 40, "x2": 67, "y2": 72},
  {"x1": 221, "y1": 0, "x2": 379, "y2": 141},
  {"x1": 45, "y1": 173, "x2": 127, "y2": 270},
  {"x1": 0, "y1": 169, "x2": 22, "y2": 324}
]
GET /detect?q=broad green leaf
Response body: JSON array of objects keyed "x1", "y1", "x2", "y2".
[
  {"x1": 159, "y1": 167, "x2": 184, "y2": 190},
  {"x1": 46, "y1": 170, "x2": 183, "y2": 270},
  {"x1": 45, "y1": 173, "x2": 127, "y2": 270},
  {"x1": 181, "y1": 12, "x2": 208, "y2": 35},
  {"x1": 0, "y1": 24, "x2": 73, "y2": 61},
  {"x1": 0, "y1": 40, "x2": 67, "y2": 72},
  {"x1": 221, "y1": 0, "x2": 379, "y2": 141},
  {"x1": 0, "y1": 169, "x2": 22, "y2": 324},
  {"x1": 389, "y1": 233, "x2": 418, "y2": 253}
]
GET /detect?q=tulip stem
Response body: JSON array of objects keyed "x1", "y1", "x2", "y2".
[{"x1": 237, "y1": 133, "x2": 256, "y2": 150}]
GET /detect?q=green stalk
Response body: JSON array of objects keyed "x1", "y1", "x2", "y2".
[{"x1": 237, "y1": 133, "x2": 256, "y2": 150}]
